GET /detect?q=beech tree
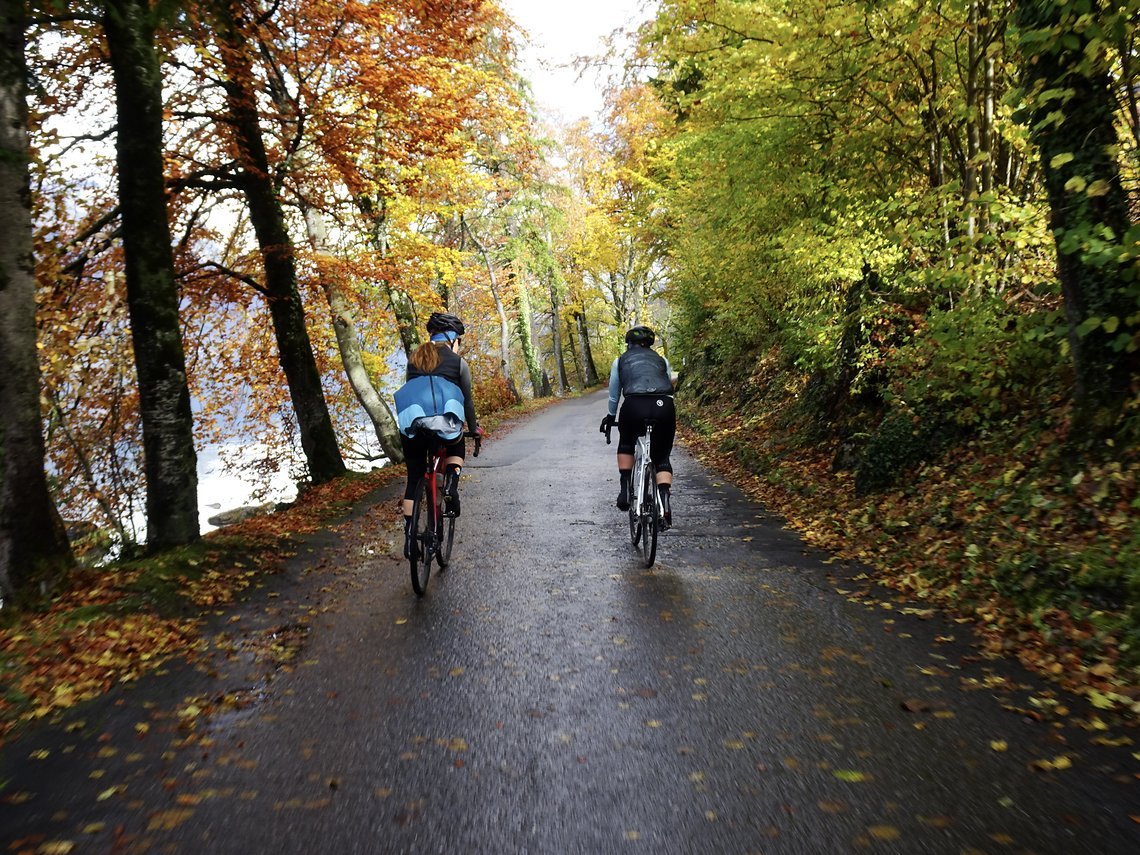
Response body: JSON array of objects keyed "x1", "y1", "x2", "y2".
[
  {"x1": 240, "y1": 0, "x2": 524, "y2": 464},
  {"x1": 209, "y1": 0, "x2": 345, "y2": 483},
  {"x1": 103, "y1": 0, "x2": 200, "y2": 548},
  {"x1": 0, "y1": 0, "x2": 73, "y2": 597}
]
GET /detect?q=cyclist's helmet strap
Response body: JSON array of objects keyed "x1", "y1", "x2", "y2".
[
  {"x1": 625, "y1": 325, "x2": 655, "y2": 346},
  {"x1": 427, "y1": 311, "x2": 465, "y2": 342}
]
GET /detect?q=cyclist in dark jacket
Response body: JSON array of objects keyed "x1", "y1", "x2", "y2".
[
  {"x1": 601, "y1": 325, "x2": 676, "y2": 527},
  {"x1": 394, "y1": 312, "x2": 480, "y2": 558}
]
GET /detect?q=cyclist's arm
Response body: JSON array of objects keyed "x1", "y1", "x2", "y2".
[
  {"x1": 607, "y1": 358, "x2": 621, "y2": 417},
  {"x1": 664, "y1": 357, "x2": 677, "y2": 390},
  {"x1": 458, "y1": 358, "x2": 479, "y2": 431}
]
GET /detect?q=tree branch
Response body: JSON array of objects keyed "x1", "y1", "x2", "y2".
[{"x1": 183, "y1": 261, "x2": 269, "y2": 296}]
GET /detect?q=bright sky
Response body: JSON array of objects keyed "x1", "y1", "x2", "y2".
[{"x1": 500, "y1": 0, "x2": 654, "y2": 124}]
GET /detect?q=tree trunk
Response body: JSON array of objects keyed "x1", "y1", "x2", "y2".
[
  {"x1": 964, "y1": 0, "x2": 980, "y2": 241},
  {"x1": 980, "y1": 0, "x2": 994, "y2": 199},
  {"x1": 215, "y1": 1, "x2": 345, "y2": 483},
  {"x1": 575, "y1": 311, "x2": 600, "y2": 386},
  {"x1": 464, "y1": 217, "x2": 519, "y2": 399},
  {"x1": 514, "y1": 272, "x2": 546, "y2": 397},
  {"x1": 488, "y1": 262, "x2": 514, "y2": 391},
  {"x1": 565, "y1": 317, "x2": 583, "y2": 387},
  {"x1": 357, "y1": 195, "x2": 418, "y2": 355},
  {"x1": 0, "y1": 0, "x2": 73, "y2": 598},
  {"x1": 549, "y1": 282, "x2": 569, "y2": 393},
  {"x1": 1018, "y1": 0, "x2": 1140, "y2": 434},
  {"x1": 103, "y1": 0, "x2": 200, "y2": 550},
  {"x1": 302, "y1": 207, "x2": 404, "y2": 464}
]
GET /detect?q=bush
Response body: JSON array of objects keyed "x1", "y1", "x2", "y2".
[
  {"x1": 474, "y1": 374, "x2": 519, "y2": 417},
  {"x1": 854, "y1": 407, "x2": 948, "y2": 494},
  {"x1": 884, "y1": 297, "x2": 1060, "y2": 432},
  {"x1": 850, "y1": 298, "x2": 1060, "y2": 493}
]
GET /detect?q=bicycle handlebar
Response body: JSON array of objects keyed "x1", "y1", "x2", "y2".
[{"x1": 466, "y1": 430, "x2": 482, "y2": 457}]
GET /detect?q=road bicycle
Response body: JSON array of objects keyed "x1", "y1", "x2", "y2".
[
  {"x1": 604, "y1": 418, "x2": 662, "y2": 567},
  {"x1": 409, "y1": 430, "x2": 481, "y2": 596}
]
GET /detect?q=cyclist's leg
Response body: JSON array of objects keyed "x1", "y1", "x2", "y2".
[
  {"x1": 648, "y1": 398, "x2": 677, "y2": 527},
  {"x1": 441, "y1": 434, "x2": 467, "y2": 516},
  {"x1": 401, "y1": 433, "x2": 429, "y2": 557},
  {"x1": 615, "y1": 401, "x2": 644, "y2": 511}
]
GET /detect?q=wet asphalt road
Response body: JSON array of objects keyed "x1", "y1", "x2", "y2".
[{"x1": 2, "y1": 390, "x2": 1138, "y2": 854}]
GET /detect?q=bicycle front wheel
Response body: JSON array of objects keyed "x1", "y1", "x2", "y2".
[
  {"x1": 629, "y1": 505, "x2": 641, "y2": 545},
  {"x1": 409, "y1": 477, "x2": 434, "y2": 596},
  {"x1": 639, "y1": 463, "x2": 658, "y2": 567}
]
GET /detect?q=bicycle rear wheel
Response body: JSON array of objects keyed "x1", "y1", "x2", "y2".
[
  {"x1": 409, "y1": 477, "x2": 434, "y2": 596},
  {"x1": 639, "y1": 461, "x2": 658, "y2": 567}
]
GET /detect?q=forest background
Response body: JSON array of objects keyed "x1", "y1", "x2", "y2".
[{"x1": 1, "y1": 0, "x2": 1138, "y2": 730}]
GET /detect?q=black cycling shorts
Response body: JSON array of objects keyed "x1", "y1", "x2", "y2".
[
  {"x1": 617, "y1": 395, "x2": 675, "y2": 473},
  {"x1": 400, "y1": 432, "x2": 466, "y2": 501}
]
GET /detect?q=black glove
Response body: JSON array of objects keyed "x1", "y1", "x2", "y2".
[{"x1": 599, "y1": 414, "x2": 614, "y2": 433}]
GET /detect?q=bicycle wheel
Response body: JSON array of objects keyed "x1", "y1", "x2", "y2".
[
  {"x1": 639, "y1": 461, "x2": 658, "y2": 567},
  {"x1": 437, "y1": 474, "x2": 456, "y2": 568},
  {"x1": 409, "y1": 477, "x2": 434, "y2": 596}
]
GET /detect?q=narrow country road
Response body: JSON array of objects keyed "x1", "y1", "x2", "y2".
[{"x1": 2, "y1": 391, "x2": 1136, "y2": 853}]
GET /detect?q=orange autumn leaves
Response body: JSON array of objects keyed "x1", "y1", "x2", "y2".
[
  {"x1": 32, "y1": 0, "x2": 529, "y2": 543},
  {"x1": 0, "y1": 600, "x2": 198, "y2": 736}
]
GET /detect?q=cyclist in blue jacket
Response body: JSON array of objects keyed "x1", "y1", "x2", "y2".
[
  {"x1": 394, "y1": 312, "x2": 480, "y2": 558},
  {"x1": 600, "y1": 325, "x2": 676, "y2": 527}
]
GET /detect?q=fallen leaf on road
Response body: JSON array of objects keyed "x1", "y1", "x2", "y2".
[
  {"x1": 917, "y1": 815, "x2": 953, "y2": 828},
  {"x1": 146, "y1": 808, "x2": 194, "y2": 831},
  {"x1": 1030, "y1": 755, "x2": 1072, "y2": 772}
]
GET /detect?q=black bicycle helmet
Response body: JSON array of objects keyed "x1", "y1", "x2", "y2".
[
  {"x1": 427, "y1": 311, "x2": 465, "y2": 338},
  {"x1": 625, "y1": 325, "x2": 655, "y2": 346}
]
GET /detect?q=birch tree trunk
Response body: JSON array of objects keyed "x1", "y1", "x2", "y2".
[
  {"x1": 964, "y1": 0, "x2": 980, "y2": 241},
  {"x1": 463, "y1": 218, "x2": 519, "y2": 399},
  {"x1": 357, "y1": 196, "x2": 418, "y2": 356},
  {"x1": 301, "y1": 208, "x2": 404, "y2": 464}
]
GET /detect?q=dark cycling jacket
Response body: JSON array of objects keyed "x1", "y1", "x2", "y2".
[
  {"x1": 617, "y1": 346, "x2": 673, "y2": 396},
  {"x1": 395, "y1": 347, "x2": 478, "y2": 439}
]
